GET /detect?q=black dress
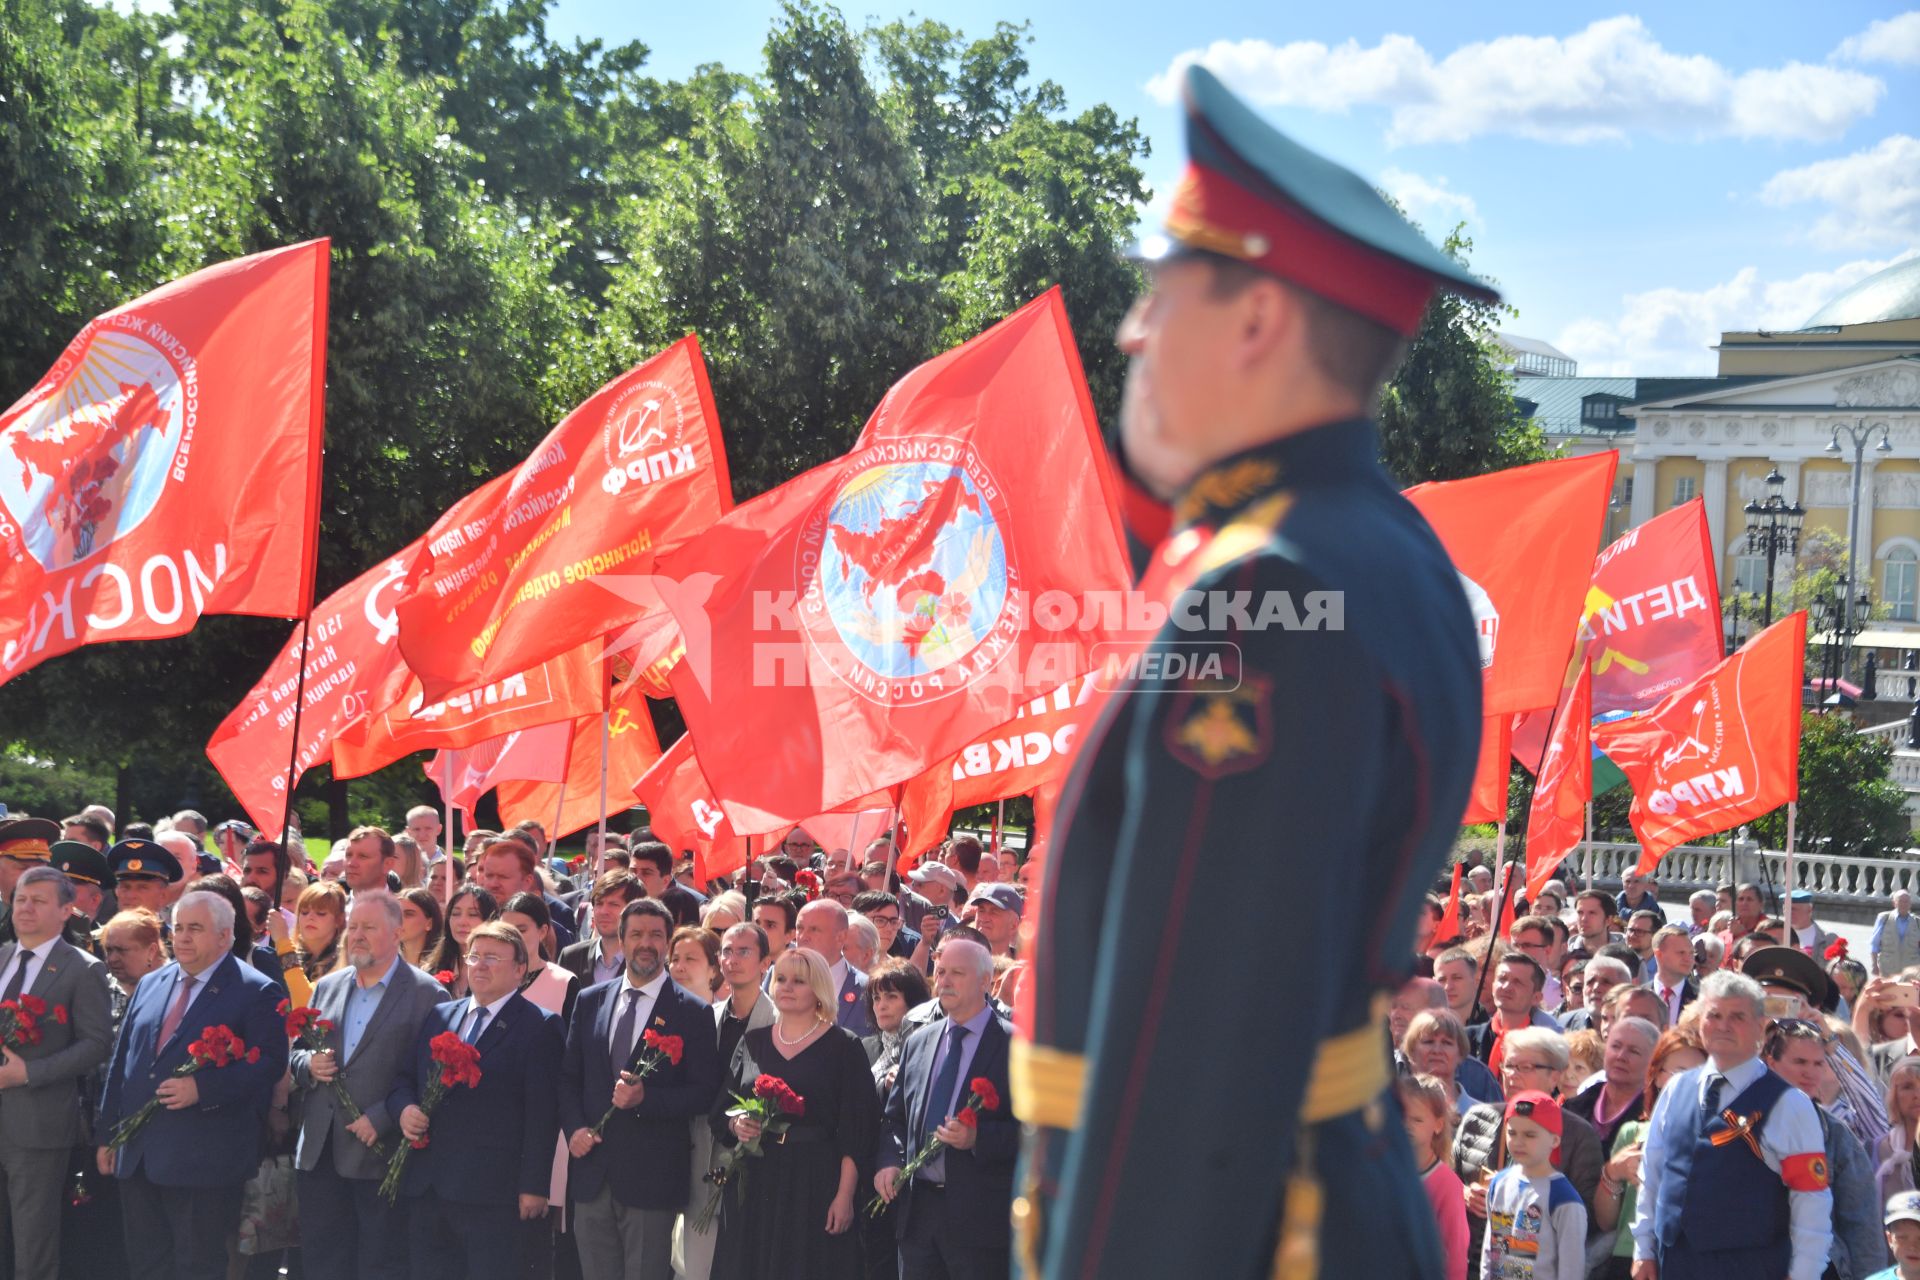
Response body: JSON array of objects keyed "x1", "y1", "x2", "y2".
[{"x1": 710, "y1": 1023, "x2": 879, "y2": 1280}]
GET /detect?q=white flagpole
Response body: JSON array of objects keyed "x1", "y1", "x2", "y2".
[
  {"x1": 1583, "y1": 801, "x2": 1594, "y2": 892},
  {"x1": 442, "y1": 753, "x2": 457, "y2": 867},
  {"x1": 595, "y1": 711, "x2": 611, "y2": 878},
  {"x1": 1783, "y1": 800, "x2": 1797, "y2": 912},
  {"x1": 881, "y1": 806, "x2": 901, "y2": 887}
]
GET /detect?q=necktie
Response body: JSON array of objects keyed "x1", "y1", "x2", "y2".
[
  {"x1": 609, "y1": 988, "x2": 640, "y2": 1076},
  {"x1": 158, "y1": 972, "x2": 195, "y2": 1047},
  {"x1": 1, "y1": 949, "x2": 34, "y2": 1004},
  {"x1": 922, "y1": 1022, "x2": 970, "y2": 1147},
  {"x1": 463, "y1": 1003, "x2": 490, "y2": 1045},
  {"x1": 1661, "y1": 985, "x2": 1675, "y2": 1012},
  {"x1": 1701, "y1": 1072, "x2": 1725, "y2": 1120}
]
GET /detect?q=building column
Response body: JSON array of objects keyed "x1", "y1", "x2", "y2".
[
  {"x1": 1702, "y1": 459, "x2": 1729, "y2": 567},
  {"x1": 1629, "y1": 448, "x2": 1658, "y2": 528},
  {"x1": 1851, "y1": 457, "x2": 1880, "y2": 601}
]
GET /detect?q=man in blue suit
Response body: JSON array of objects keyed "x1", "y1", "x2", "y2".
[
  {"x1": 796, "y1": 898, "x2": 874, "y2": 1036},
  {"x1": 95, "y1": 888, "x2": 288, "y2": 1280},
  {"x1": 559, "y1": 898, "x2": 721, "y2": 1280},
  {"x1": 390, "y1": 919, "x2": 563, "y2": 1280},
  {"x1": 875, "y1": 938, "x2": 1016, "y2": 1280}
]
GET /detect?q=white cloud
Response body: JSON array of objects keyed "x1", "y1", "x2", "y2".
[
  {"x1": 1147, "y1": 17, "x2": 1883, "y2": 146},
  {"x1": 1554, "y1": 250, "x2": 1919, "y2": 376},
  {"x1": 1378, "y1": 168, "x2": 1479, "y2": 233},
  {"x1": 1760, "y1": 135, "x2": 1920, "y2": 249},
  {"x1": 1835, "y1": 11, "x2": 1920, "y2": 65}
]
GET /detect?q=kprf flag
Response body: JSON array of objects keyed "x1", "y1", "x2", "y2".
[
  {"x1": 1594, "y1": 613, "x2": 1806, "y2": 875},
  {"x1": 657, "y1": 290, "x2": 1129, "y2": 832},
  {"x1": 427, "y1": 720, "x2": 573, "y2": 819},
  {"x1": 394, "y1": 336, "x2": 732, "y2": 704},
  {"x1": 496, "y1": 680, "x2": 661, "y2": 840},
  {"x1": 331, "y1": 638, "x2": 607, "y2": 780},
  {"x1": 1525, "y1": 660, "x2": 1592, "y2": 901},
  {"x1": 206, "y1": 539, "x2": 420, "y2": 838},
  {"x1": 896, "y1": 674, "x2": 1095, "y2": 862},
  {"x1": 1, "y1": 240, "x2": 330, "y2": 685},
  {"x1": 1405, "y1": 452, "x2": 1617, "y2": 716}
]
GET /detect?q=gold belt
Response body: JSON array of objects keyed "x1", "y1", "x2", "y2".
[{"x1": 1010, "y1": 993, "x2": 1389, "y2": 1132}]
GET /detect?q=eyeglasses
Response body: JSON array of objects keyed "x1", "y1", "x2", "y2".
[
  {"x1": 1506, "y1": 1060, "x2": 1554, "y2": 1074},
  {"x1": 464, "y1": 952, "x2": 513, "y2": 967},
  {"x1": 866, "y1": 914, "x2": 900, "y2": 927}
]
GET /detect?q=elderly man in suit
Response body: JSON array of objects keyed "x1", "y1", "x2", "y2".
[
  {"x1": 560, "y1": 898, "x2": 721, "y2": 1280},
  {"x1": 391, "y1": 920, "x2": 563, "y2": 1280},
  {"x1": 795, "y1": 898, "x2": 874, "y2": 1036},
  {"x1": 1872, "y1": 890, "x2": 1920, "y2": 977},
  {"x1": 1784, "y1": 890, "x2": 1836, "y2": 960},
  {"x1": 875, "y1": 937, "x2": 1016, "y2": 1280},
  {"x1": 290, "y1": 891, "x2": 448, "y2": 1280},
  {"x1": 95, "y1": 888, "x2": 287, "y2": 1280},
  {"x1": 0, "y1": 866, "x2": 114, "y2": 1280}
]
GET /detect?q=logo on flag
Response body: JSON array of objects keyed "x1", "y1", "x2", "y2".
[
  {"x1": 0, "y1": 324, "x2": 195, "y2": 571},
  {"x1": 599, "y1": 378, "x2": 693, "y2": 496},
  {"x1": 1457, "y1": 572, "x2": 1498, "y2": 671},
  {"x1": 800, "y1": 443, "x2": 1015, "y2": 705},
  {"x1": 1646, "y1": 688, "x2": 1744, "y2": 814}
]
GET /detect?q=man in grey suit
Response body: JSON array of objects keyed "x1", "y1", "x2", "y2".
[
  {"x1": 795, "y1": 898, "x2": 874, "y2": 1036},
  {"x1": 1873, "y1": 890, "x2": 1920, "y2": 977},
  {"x1": 290, "y1": 891, "x2": 448, "y2": 1280},
  {"x1": 0, "y1": 865, "x2": 114, "y2": 1280}
]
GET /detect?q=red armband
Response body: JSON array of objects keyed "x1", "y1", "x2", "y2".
[{"x1": 1780, "y1": 1152, "x2": 1830, "y2": 1191}]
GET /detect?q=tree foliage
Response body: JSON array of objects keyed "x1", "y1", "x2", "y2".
[{"x1": 1751, "y1": 711, "x2": 1912, "y2": 857}]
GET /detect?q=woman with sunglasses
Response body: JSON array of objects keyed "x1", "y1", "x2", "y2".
[{"x1": 1766, "y1": 1017, "x2": 1888, "y2": 1278}]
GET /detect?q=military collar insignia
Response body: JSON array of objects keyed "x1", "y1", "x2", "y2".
[
  {"x1": 1174, "y1": 456, "x2": 1280, "y2": 527},
  {"x1": 1165, "y1": 669, "x2": 1273, "y2": 780}
]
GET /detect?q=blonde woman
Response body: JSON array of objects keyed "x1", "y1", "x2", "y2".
[
  {"x1": 1878, "y1": 1056, "x2": 1920, "y2": 1202},
  {"x1": 710, "y1": 948, "x2": 878, "y2": 1279}
]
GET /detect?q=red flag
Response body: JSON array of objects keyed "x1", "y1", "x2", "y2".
[
  {"x1": 1459, "y1": 715, "x2": 1512, "y2": 825},
  {"x1": 896, "y1": 674, "x2": 1095, "y2": 862},
  {"x1": 633, "y1": 734, "x2": 743, "y2": 884},
  {"x1": 782, "y1": 809, "x2": 896, "y2": 859},
  {"x1": 330, "y1": 640, "x2": 607, "y2": 780},
  {"x1": 1435, "y1": 863, "x2": 1464, "y2": 942},
  {"x1": 1594, "y1": 614, "x2": 1806, "y2": 875},
  {"x1": 657, "y1": 290, "x2": 1130, "y2": 832},
  {"x1": 427, "y1": 720, "x2": 573, "y2": 819},
  {"x1": 1583, "y1": 497, "x2": 1722, "y2": 716},
  {"x1": 496, "y1": 682, "x2": 662, "y2": 840},
  {"x1": 1525, "y1": 660, "x2": 1591, "y2": 901},
  {"x1": 205, "y1": 541, "x2": 420, "y2": 837},
  {"x1": 1, "y1": 241, "x2": 329, "y2": 684},
  {"x1": 394, "y1": 337, "x2": 732, "y2": 704},
  {"x1": 1404, "y1": 453, "x2": 1617, "y2": 715}
]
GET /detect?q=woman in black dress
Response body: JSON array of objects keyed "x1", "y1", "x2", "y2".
[{"x1": 711, "y1": 947, "x2": 879, "y2": 1280}]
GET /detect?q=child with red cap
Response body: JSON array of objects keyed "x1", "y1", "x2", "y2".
[{"x1": 1483, "y1": 1090, "x2": 1588, "y2": 1280}]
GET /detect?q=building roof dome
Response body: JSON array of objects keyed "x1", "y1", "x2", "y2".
[{"x1": 1802, "y1": 256, "x2": 1920, "y2": 329}]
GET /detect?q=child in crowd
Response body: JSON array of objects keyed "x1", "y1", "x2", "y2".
[
  {"x1": 1399, "y1": 1074, "x2": 1468, "y2": 1280},
  {"x1": 1482, "y1": 1091, "x2": 1587, "y2": 1280},
  {"x1": 1872, "y1": 1190, "x2": 1920, "y2": 1280}
]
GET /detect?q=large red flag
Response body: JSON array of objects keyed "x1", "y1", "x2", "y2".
[
  {"x1": 657, "y1": 290, "x2": 1129, "y2": 832},
  {"x1": 330, "y1": 640, "x2": 607, "y2": 780},
  {"x1": 1525, "y1": 660, "x2": 1592, "y2": 901},
  {"x1": 205, "y1": 541, "x2": 420, "y2": 837},
  {"x1": 394, "y1": 337, "x2": 732, "y2": 704},
  {"x1": 1459, "y1": 716, "x2": 1512, "y2": 825},
  {"x1": 1405, "y1": 453, "x2": 1617, "y2": 715},
  {"x1": 1435, "y1": 863, "x2": 1465, "y2": 942},
  {"x1": 896, "y1": 674, "x2": 1095, "y2": 861},
  {"x1": 1, "y1": 240, "x2": 329, "y2": 684},
  {"x1": 1594, "y1": 614, "x2": 1806, "y2": 875},
  {"x1": 633, "y1": 734, "x2": 743, "y2": 884},
  {"x1": 496, "y1": 682, "x2": 661, "y2": 840},
  {"x1": 426, "y1": 720, "x2": 574, "y2": 819}
]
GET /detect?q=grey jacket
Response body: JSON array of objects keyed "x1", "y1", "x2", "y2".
[
  {"x1": 1824, "y1": 1104, "x2": 1889, "y2": 1279},
  {"x1": 0, "y1": 938, "x2": 114, "y2": 1150},
  {"x1": 289, "y1": 959, "x2": 449, "y2": 1178}
]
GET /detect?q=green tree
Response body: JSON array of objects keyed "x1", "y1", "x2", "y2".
[
  {"x1": 1377, "y1": 227, "x2": 1549, "y2": 484},
  {"x1": 1751, "y1": 711, "x2": 1911, "y2": 857}
]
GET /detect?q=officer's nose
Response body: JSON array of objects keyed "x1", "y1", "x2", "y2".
[{"x1": 1115, "y1": 295, "x2": 1152, "y2": 355}]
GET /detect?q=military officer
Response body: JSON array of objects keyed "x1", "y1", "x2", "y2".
[
  {"x1": 38, "y1": 841, "x2": 107, "y2": 956},
  {"x1": 1013, "y1": 65, "x2": 1494, "y2": 1279},
  {"x1": 104, "y1": 839, "x2": 182, "y2": 953},
  {"x1": 0, "y1": 816, "x2": 60, "y2": 947}
]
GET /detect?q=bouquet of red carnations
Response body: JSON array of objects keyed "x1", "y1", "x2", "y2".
[
  {"x1": 378, "y1": 1031, "x2": 482, "y2": 1203},
  {"x1": 108, "y1": 1024, "x2": 260, "y2": 1150},
  {"x1": 866, "y1": 1076, "x2": 1000, "y2": 1216},
  {"x1": 0, "y1": 993, "x2": 65, "y2": 1063},
  {"x1": 691, "y1": 1073, "x2": 805, "y2": 1232},
  {"x1": 590, "y1": 1028, "x2": 684, "y2": 1137},
  {"x1": 282, "y1": 1000, "x2": 384, "y2": 1151}
]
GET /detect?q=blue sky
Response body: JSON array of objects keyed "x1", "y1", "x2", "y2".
[{"x1": 548, "y1": 2, "x2": 1919, "y2": 376}]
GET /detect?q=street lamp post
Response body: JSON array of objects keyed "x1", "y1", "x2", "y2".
[
  {"x1": 1826, "y1": 416, "x2": 1892, "y2": 678},
  {"x1": 1726, "y1": 593, "x2": 1744, "y2": 657},
  {"x1": 1744, "y1": 468, "x2": 1806, "y2": 627}
]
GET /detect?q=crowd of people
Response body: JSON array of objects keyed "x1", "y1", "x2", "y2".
[
  {"x1": 1399, "y1": 854, "x2": 1920, "y2": 1280},
  {"x1": 0, "y1": 805, "x2": 1027, "y2": 1280}
]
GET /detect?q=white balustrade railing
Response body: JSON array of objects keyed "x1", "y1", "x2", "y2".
[
  {"x1": 1894, "y1": 754, "x2": 1920, "y2": 788},
  {"x1": 1562, "y1": 839, "x2": 1920, "y2": 905},
  {"x1": 1860, "y1": 718, "x2": 1912, "y2": 744}
]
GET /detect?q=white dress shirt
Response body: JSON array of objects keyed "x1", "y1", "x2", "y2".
[
  {"x1": 608, "y1": 971, "x2": 668, "y2": 1064},
  {"x1": 0, "y1": 942, "x2": 53, "y2": 998}
]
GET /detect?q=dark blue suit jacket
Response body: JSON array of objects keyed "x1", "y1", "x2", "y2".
[
  {"x1": 879, "y1": 1009, "x2": 1017, "y2": 1247},
  {"x1": 97, "y1": 954, "x2": 289, "y2": 1187},
  {"x1": 386, "y1": 992, "x2": 563, "y2": 1206},
  {"x1": 558, "y1": 976, "x2": 720, "y2": 1209}
]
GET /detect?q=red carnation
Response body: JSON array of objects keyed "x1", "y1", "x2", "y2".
[
  {"x1": 955, "y1": 1108, "x2": 978, "y2": 1128},
  {"x1": 1825, "y1": 937, "x2": 1849, "y2": 961},
  {"x1": 52, "y1": 1005, "x2": 67, "y2": 1025},
  {"x1": 382, "y1": 1030, "x2": 483, "y2": 1202},
  {"x1": 968, "y1": 1077, "x2": 1001, "y2": 1113},
  {"x1": 109, "y1": 1022, "x2": 256, "y2": 1151},
  {"x1": 18, "y1": 994, "x2": 45, "y2": 1017},
  {"x1": 435, "y1": 970, "x2": 456, "y2": 987}
]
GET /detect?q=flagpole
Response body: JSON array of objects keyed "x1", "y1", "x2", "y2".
[
  {"x1": 1470, "y1": 821, "x2": 1511, "y2": 1021},
  {"x1": 278, "y1": 616, "x2": 314, "y2": 847},
  {"x1": 1583, "y1": 801, "x2": 1594, "y2": 892},
  {"x1": 1783, "y1": 801, "x2": 1797, "y2": 906},
  {"x1": 550, "y1": 783, "x2": 567, "y2": 857},
  {"x1": 882, "y1": 806, "x2": 901, "y2": 889},
  {"x1": 442, "y1": 752, "x2": 456, "y2": 868},
  {"x1": 594, "y1": 711, "x2": 610, "y2": 878},
  {"x1": 993, "y1": 799, "x2": 1005, "y2": 856}
]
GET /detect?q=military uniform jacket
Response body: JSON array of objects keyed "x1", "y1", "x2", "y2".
[{"x1": 1019, "y1": 420, "x2": 1482, "y2": 1278}]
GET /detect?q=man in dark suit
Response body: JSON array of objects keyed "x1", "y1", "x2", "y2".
[
  {"x1": 876, "y1": 937, "x2": 1015, "y2": 1280},
  {"x1": 557, "y1": 871, "x2": 643, "y2": 990},
  {"x1": 290, "y1": 891, "x2": 449, "y2": 1280},
  {"x1": 476, "y1": 839, "x2": 576, "y2": 950},
  {"x1": 0, "y1": 866, "x2": 114, "y2": 1280},
  {"x1": 559, "y1": 898, "x2": 720, "y2": 1280},
  {"x1": 627, "y1": 841, "x2": 706, "y2": 928},
  {"x1": 1648, "y1": 924, "x2": 1700, "y2": 1026},
  {"x1": 95, "y1": 888, "x2": 288, "y2": 1280},
  {"x1": 796, "y1": 898, "x2": 874, "y2": 1036},
  {"x1": 390, "y1": 920, "x2": 563, "y2": 1280}
]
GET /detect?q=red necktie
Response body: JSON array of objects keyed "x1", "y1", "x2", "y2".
[{"x1": 158, "y1": 973, "x2": 196, "y2": 1047}]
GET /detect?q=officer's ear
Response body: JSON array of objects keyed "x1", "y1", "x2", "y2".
[{"x1": 1224, "y1": 271, "x2": 1304, "y2": 371}]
